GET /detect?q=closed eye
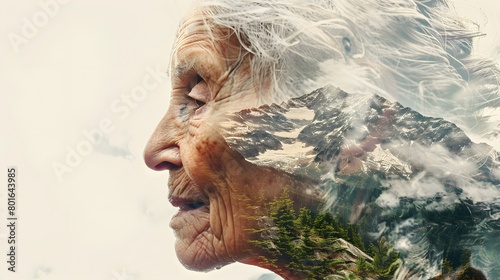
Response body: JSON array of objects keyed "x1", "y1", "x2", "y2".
[
  {"x1": 189, "y1": 74, "x2": 203, "y2": 91},
  {"x1": 188, "y1": 74, "x2": 209, "y2": 108},
  {"x1": 194, "y1": 98, "x2": 205, "y2": 107}
]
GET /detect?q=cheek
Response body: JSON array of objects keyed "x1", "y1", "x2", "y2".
[
  {"x1": 179, "y1": 117, "x2": 308, "y2": 204},
  {"x1": 181, "y1": 119, "x2": 234, "y2": 185},
  {"x1": 213, "y1": 62, "x2": 263, "y2": 110}
]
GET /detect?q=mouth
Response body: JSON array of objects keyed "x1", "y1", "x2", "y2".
[
  {"x1": 169, "y1": 196, "x2": 209, "y2": 212},
  {"x1": 168, "y1": 186, "x2": 212, "y2": 233},
  {"x1": 168, "y1": 187, "x2": 227, "y2": 271}
]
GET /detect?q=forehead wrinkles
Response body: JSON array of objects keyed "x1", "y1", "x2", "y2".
[
  {"x1": 171, "y1": 11, "x2": 251, "y2": 92},
  {"x1": 178, "y1": 12, "x2": 214, "y2": 46},
  {"x1": 172, "y1": 10, "x2": 232, "y2": 66},
  {"x1": 176, "y1": 10, "x2": 247, "y2": 57},
  {"x1": 172, "y1": 14, "x2": 213, "y2": 69}
]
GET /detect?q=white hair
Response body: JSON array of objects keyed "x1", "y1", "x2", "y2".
[
  {"x1": 170, "y1": 1, "x2": 500, "y2": 278},
  {"x1": 173, "y1": 0, "x2": 500, "y2": 148}
]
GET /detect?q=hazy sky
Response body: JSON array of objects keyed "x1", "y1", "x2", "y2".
[{"x1": 0, "y1": 1, "x2": 499, "y2": 280}]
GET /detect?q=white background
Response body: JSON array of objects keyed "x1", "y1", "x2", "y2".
[{"x1": 0, "y1": 1, "x2": 498, "y2": 280}]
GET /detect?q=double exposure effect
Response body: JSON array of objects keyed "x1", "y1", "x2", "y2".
[{"x1": 144, "y1": 1, "x2": 500, "y2": 279}]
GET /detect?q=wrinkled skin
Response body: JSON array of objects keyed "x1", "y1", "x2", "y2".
[{"x1": 143, "y1": 10, "x2": 318, "y2": 276}]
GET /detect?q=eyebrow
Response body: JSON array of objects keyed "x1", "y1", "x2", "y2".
[{"x1": 172, "y1": 61, "x2": 194, "y2": 78}]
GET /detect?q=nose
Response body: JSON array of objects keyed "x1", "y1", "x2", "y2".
[{"x1": 144, "y1": 113, "x2": 183, "y2": 171}]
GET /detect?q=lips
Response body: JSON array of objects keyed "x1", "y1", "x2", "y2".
[
  {"x1": 170, "y1": 196, "x2": 208, "y2": 212},
  {"x1": 169, "y1": 191, "x2": 211, "y2": 236},
  {"x1": 168, "y1": 180, "x2": 211, "y2": 232}
]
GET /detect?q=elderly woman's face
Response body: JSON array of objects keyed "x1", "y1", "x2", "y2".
[{"x1": 144, "y1": 11, "x2": 314, "y2": 271}]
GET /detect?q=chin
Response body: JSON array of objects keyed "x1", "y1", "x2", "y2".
[{"x1": 170, "y1": 196, "x2": 237, "y2": 271}]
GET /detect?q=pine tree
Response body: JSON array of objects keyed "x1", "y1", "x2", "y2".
[
  {"x1": 369, "y1": 236, "x2": 400, "y2": 279},
  {"x1": 250, "y1": 191, "x2": 401, "y2": 279}
]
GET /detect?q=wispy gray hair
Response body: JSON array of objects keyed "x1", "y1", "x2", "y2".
[
  {"x1": 170, "y1": 1, "x2": 500, "y2": 278},
  {"x1": 173, "y1": 0, "x2": 500, "y2": 148}
]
